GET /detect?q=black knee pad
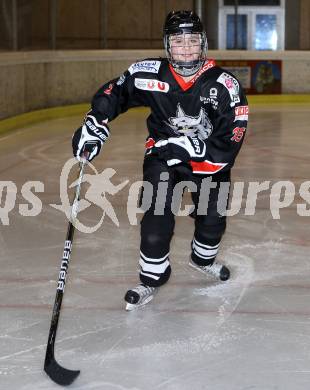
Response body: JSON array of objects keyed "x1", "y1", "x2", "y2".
[
  {"x1": 194, "y1": 216, "x2": 226, "y2": 243},
  {"x1": 140, "y1": 265, "x2": 171, "y2": 287},
  {"x1": 140, "y1": 230, "x2": 174, "y2": 257},
  {"x1": 141, "y1": 214, "x2": 175, "y2": 257}
]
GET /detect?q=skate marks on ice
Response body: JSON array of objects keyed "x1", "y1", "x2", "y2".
[
  {"x1": 99, "y1": 209, "x2": 310, "y2": 388},
  {"x1": 2, "y1": 239, "x2": 309, "y2": 390},
  {"x1": 191, "y1": 251, "x2": 254, "y2": 325},
  {"x1": 154, "y1": 245, "x2": 310, "y2": 390},
  {"x1": 142, "y1": 231, "x2": 310, "y2": 389}
]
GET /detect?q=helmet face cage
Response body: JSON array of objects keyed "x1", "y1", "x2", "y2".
[
  {"x1": 164, "y1": 32, "x2": 207, "y2": 77},
  {"x1": 163, "y1": 10, "x2": 208, "y2": 77}
]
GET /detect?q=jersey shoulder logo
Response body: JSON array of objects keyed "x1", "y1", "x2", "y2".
[
  {"x1": 134, "y1": 78, "x2": 169, "y2": 93},
  {"x1": 128, "y1": 60, "x2": 161, "y2": 75},
  {"x1": 216, "y1": 72, "x2": 240, "y2": 107}
]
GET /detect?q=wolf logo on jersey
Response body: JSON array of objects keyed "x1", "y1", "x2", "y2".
[{"x1": 166, "y1": 103, "x2": 213, "y2": 140}]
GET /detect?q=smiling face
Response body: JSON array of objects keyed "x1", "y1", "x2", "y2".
[
  {"x1": 163, "y1": 11, "x2": 207, "y2": 76},
  {"x1": 169, "y1": 33, "x2": 201, "y2": 63}
]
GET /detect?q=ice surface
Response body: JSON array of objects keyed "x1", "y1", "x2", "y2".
[{"x1": 0, "y1": 106, "x2": 310, "y2": 389}]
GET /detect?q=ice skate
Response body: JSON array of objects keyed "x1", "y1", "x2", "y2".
[
  {"x1": 124, "y1": 284, "x2": 157, "y2": 311},
  {"x1": 189, "y1": 258, "x2": 230, "y2": 281}
]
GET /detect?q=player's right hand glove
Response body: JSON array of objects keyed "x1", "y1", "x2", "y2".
[{"x1": 72, "y1": 115, "x2": 110, "y2": 161}]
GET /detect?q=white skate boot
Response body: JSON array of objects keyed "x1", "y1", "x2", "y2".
[
  {"x1": 124, "y1": 284, "x2": 157, "y2": 311},
  {"x1": 189, "y1": 258, "x2": 230, "y2": 281}
]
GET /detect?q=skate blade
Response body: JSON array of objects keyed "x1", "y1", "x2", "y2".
[
  {"x1": 125, "y1": 295, "x2": 154, "y2": 311},
  {"x1": 188, "y1": 260, "x2": 217, "y2": 278},
  {"x1": 188, "y1": 260, "x2": 207, "y2": 274}
]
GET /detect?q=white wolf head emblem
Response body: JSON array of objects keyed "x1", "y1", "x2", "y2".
[{"x1": 166, "y1": 103, "x2": 213, "y2": 139}]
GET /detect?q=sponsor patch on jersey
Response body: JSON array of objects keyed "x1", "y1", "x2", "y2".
[
  {"x1": 209, "y1": 87, "x2": 218, "y2": 98},
  {"x1": 134, "y1": 78, "x2": 169, "y2": 93},
  {"x1": 116, "y1": 74, "x2": 126, "y2": 86},
  {"x1": 179, "y1": 23, "x2": 193, "y2": 27},
  {"x1": 234, "y1": 105, "x2": 249, "y2": 122},
  {"x1": 200, "y1": 87, "x2": 219, "y2": 110},
  {"x1": 128, "y1": 60, "x2": 161, "y2": 75},
  {"x1": 231, "y1": 127, "x2": 246, "y2": 142},
  {"x1": 190, "y1": 60, "x2": 216, "y2": 84},
  {"x1": 200, "y1": 96, "x2": 218, "y2": 110},
  {"x1": 217, "y1": 72, "x2": 240, "y2": 107}
]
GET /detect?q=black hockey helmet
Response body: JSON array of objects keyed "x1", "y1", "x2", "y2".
[{"x1": 163, "y1": 10, "x2": 207, "y2": 76}]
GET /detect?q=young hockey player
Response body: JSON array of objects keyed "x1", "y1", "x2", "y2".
[{"x1": 72, "y1": 10, "x2": 248, "y2": 310}]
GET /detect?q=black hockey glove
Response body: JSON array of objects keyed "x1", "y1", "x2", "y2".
[
  {"x1": 154, "y1": 136, "x2": 207, "y2": 166},
  {"x1": 72, "y1": 115, "x2": 110, "y2": 161}
]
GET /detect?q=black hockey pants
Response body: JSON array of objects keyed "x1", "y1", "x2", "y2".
[{"x1": 139, "y1": 157, "x2": 231, "y2": 287}]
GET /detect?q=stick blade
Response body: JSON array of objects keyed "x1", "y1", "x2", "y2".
[{"x1": 44, "y1": 358, "x2": 80, "y2": 386}]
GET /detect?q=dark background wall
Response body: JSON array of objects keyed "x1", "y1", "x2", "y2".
[
  {"x1": 285, "y1": 0, "x2": 300, "y2": 50},
  {"x1": 0, "y1": 0, "x2": 309, "y2": 51}
]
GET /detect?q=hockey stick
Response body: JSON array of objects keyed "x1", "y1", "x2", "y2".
[{"x1": 44, "y1": 145, "x2": 94, "y2": 386}]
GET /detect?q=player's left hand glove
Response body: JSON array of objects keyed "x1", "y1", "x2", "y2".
[{"x1": 154, "y1": 135, "x2": 207, "y2": 166}]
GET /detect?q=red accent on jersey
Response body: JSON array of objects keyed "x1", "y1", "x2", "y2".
[
  {"x1": 104, "y1": 83, "x2": 114, "y2": 95},
  {"x1": 235, "y1": 106, "x2": 249, "y2": 116},
  {"x1": 169, "y1": 60, "x2": 216, "y2": 92},
  {"x1": 169, "y1": 65, "x2": 193, "y2": 91},
  {"x1": 190, "y1": 160, "x2": 227, "y2": 174},
  {"x1": 225, "y1": 78, "x2": 233, "y2": 89},
  {"x1": 145, "y1": 138, "x2": 155, "y2": 149},
  {"x1": 158, "y1": 82, "x2": 166, "y2": 91},
  {"x1": 147, "y1": 81, "x2": 155, "y2": 89},
  {"x1": 231, "y1": 127, "x2": 246, "y2": 142},
  {"x1": 190, "y1": 60, "x2": 216, "y2": 84}
]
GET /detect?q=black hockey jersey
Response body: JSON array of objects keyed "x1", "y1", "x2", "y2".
[{"x1": 89, "y1": 58, "x2": 248, "y2": 174}]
